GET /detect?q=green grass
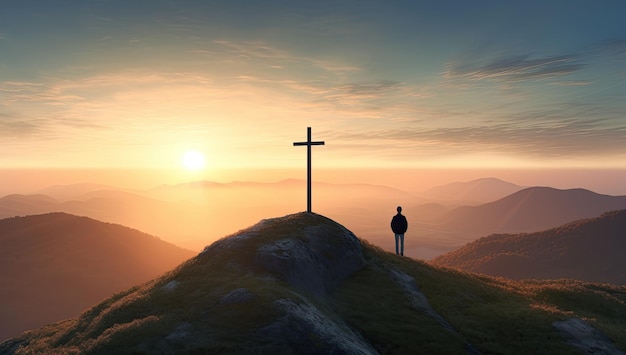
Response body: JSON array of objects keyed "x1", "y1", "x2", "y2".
[
  {"x1": 522, "y1": 280, "x2": 626, "y2": 350},
  {"x1": 333, "y1": 265, "x2": 467, "y2": 354},
  {"x1": 335, "y1": 240, "x2": 621, "y2": 354},
  {"x1": 6, "y1": 217, "x2": 626, "y2": 354}
]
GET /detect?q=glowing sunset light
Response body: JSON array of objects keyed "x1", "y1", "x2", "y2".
[
  {"x1": 182, "y1": 150, "x2": 207, "y2": 171},
  {"x1": 0, "y1": 1, "x2": 625, "y2": 193}
]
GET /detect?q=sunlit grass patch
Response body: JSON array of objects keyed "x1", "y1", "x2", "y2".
[
  {"x1": 522, "y1": 280, "x2": 626, "y2": 350},
  {"x1": 357, "y1": 240, "x2": 578, "y2": 354}
]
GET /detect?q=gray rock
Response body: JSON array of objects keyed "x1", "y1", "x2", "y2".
[
  {"x1": 219, "y1": 288, "x2": 256, "y2": 305},
  {"x1": 161, "y1": 280, "x2": 178, "y2": 292},
  {"x1": 165, "y1": 322, "x2": 192, "y2": 341},
  {"x1": 387, "y1": 267, "x2": 481, "y2": 354},
  {"x1": 387, "y1": 267, "x2": 455, "y2": 331},
  {"x1": 258, "y1": 298, "x2": 378, "y2": 354},
  {"x1": 253, "y1": 215, "x2": 366, "y2": 295},
  {"x1": 553, "y1": 318, "x2": 625, "y2": 355}
]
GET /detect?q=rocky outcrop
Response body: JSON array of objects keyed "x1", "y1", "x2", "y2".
[
  {"x1": 258, "y1": 298, "x2": 377, "y2": 354},
  {"x1": 202, "y1": 212, "x2": 366, "y2": 295},
  {"x1": 553, "y1": 318, "x2": 625, "y2": 355},
  {"x1": 254, "y1": 222, "x2": 365, "y2": 295}
]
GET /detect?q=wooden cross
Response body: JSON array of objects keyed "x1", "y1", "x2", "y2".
[{"x1": 293, "y1": 127, "x2": 325, "y2": 213}]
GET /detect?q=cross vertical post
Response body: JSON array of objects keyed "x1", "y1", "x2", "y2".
[{"x1": 293, "y1": 127, "x2": 325, "y2": 213}]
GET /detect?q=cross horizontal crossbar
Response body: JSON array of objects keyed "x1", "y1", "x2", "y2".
[{"x1": 293, "y1": 141, "x2": 325, "y2": 146}]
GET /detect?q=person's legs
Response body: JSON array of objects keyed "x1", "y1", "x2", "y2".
[
  {"x1": 394, "y1": 233, "x2": 400, "y2": 255},
  {"x1": 399, "y1": 234, "x2": 404, "y2": 256}
]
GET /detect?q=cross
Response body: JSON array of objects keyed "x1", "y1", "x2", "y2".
[{"x1": 293, "y1": 127, "x2": 325, "y2": 213}]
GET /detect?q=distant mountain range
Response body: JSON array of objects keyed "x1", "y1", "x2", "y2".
[
  {"x1": 420, "y1": 177, "x2": 524, "y2": 204},
  {"x1": 36, "y1": 183, "x2": 116, "y2": 201},
  {"x1": 0, "y1": 213, "x2": 195, "y2": 341},
  {"x1": 2, "y1": 213, "x2": 624, "y2": 354},
  {"x1": 0, "y1": 194, "x2": 59, "y2": 216},
  {"x1": 432, "y1": 186, "x2": 626, "y2": 237},
  {"x1": 3, "y1": 179, "x2": 626, "y2": 260},
  {"x1": 432, "y1": 209, "x2": 626, "y2": 285},
  {"x1": 0, "y1": 180, "x2": 416, "y2": 253},
  {"x1": 0, "y1": 192, "x2": 218, "y2": 252}
]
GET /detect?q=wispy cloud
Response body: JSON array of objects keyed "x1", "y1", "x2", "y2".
[
  {"x1": 599, "y1": 38, "x2": 626, "y2": 57},
  {"x1": 445, "y1": 54, "x2": 585, "y2": 82},
  {"x1": 0, "y1": 81, "x2": 83, "y2": 105},
  {"x1": 327, "y1": 101, "x2": 626, "y2": 160},
  {"x1": 206, "y1": 39, "x2": 362, "y2": 76},
  {"x1": 218, "y1": 40, "x2": 417, "y2": 118},
  {"x1": 335, "y1": 80, "x2": 403, "y2": 96},
  {"x1": 0, "y1": 79, "x2": 107, "y2": 140},
  {"x1": 0, "y1": 112, "x2": 43, "y2": 137},
  {"x1": 211, "y1": 40, "x2": 288, "y2": 60},
  {"x1": 549, "y1": 80, "x2": 591, "y2": 87},
  {"x1": 307, "y1": 80, "x2": 422, "y2": 119}
]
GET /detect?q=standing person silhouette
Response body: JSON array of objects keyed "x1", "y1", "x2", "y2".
[{"x1": 391, "y1": 206, "x2": 408, "y2": 256}]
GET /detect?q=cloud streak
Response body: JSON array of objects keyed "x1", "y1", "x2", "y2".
[
  {"x1": 445, "y1": 54, "x2": 586, "y2": 82},
  {"x1": 206, "y1": 39, "x2": 362, "y2": 76},
  {"x1": 330, "y1": 107, "x2": 626, "y2": 161},
  {"x1": 335, "y1": 127, "x2": 626, "y2": 163},
  {"x1": 0, "y1": 112, "x2": 43, "y2": 137},
  {"x1": 2, "y1": 1, "x2": 626, "y2": 168},
  {"x1": 599, "y1": 38, "x2": 626, "y2": 57}
]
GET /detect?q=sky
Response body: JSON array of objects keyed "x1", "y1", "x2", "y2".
[{"x1": 1, "y1": 1, "x2": 626, "y2": 175}]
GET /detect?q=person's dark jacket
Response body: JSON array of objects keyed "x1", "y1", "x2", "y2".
[{"x1": 391, "y1": 214, "x2": 408, "y2": 234}]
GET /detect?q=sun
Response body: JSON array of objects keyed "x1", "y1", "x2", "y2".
[{"x1": 181, "y1": 150, "x2": 206, "y2": 170}]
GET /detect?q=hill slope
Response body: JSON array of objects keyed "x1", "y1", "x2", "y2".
[
  {"x1": 2, "y1": 213, "x2": 625, "y2": 354},
  {"x1": 437, "y1": 186, "x2": 626, "y2": 236},
  {"x1": 0, "y1": 192, "x2": 212, "y2": 252},
  {"x1": 0, "y1": 213, "x2": 195, "y2": 341},
  {"x1": 432, "y1": 209, "x2": 626, "y2": 285}
]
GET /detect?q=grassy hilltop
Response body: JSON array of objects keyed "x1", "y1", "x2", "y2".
[{"x1": 2, "y1": 213, "x2": 625, "y2": 354}]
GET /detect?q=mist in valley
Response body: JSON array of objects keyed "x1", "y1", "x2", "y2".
[{"x1": 0, "y1": 177, "x2": 554, "y2": 260}]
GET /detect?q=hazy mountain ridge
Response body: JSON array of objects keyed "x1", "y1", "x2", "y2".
[
  {"x1": 0, "y1": 213, "x2": 195, "y2": 341},
  {"x1": 3, "y1": 179, "x2": 626, "y2": 260},
  {"x1": 432, "y1": 209, "x2": 626, "y2": 284},
  {"x1": 0, "y1": 192, "x2": 218, "y2": 252},
  {"x1": 2, "y1": 213, "x2": 625, "y2": 354},
  {"x1": 434, "y1": 186, "x2": 626, "y2": 237},
  {"x1": 0, "y1": 194, "x2": 59, "y2": 216},
  {"x1": 36, "y1": 183, "x2": 118, "y2": 201},
  {"x1": 0, "y1": 179, "x2": 418, "y2": 254},
  {"x1": 421, "y1": 177, "x2": 525, "y2": 204}
]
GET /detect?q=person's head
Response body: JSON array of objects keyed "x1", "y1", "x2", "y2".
[{"x1": 397, "y1": 206, "x2": 402, "y2": 213}]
